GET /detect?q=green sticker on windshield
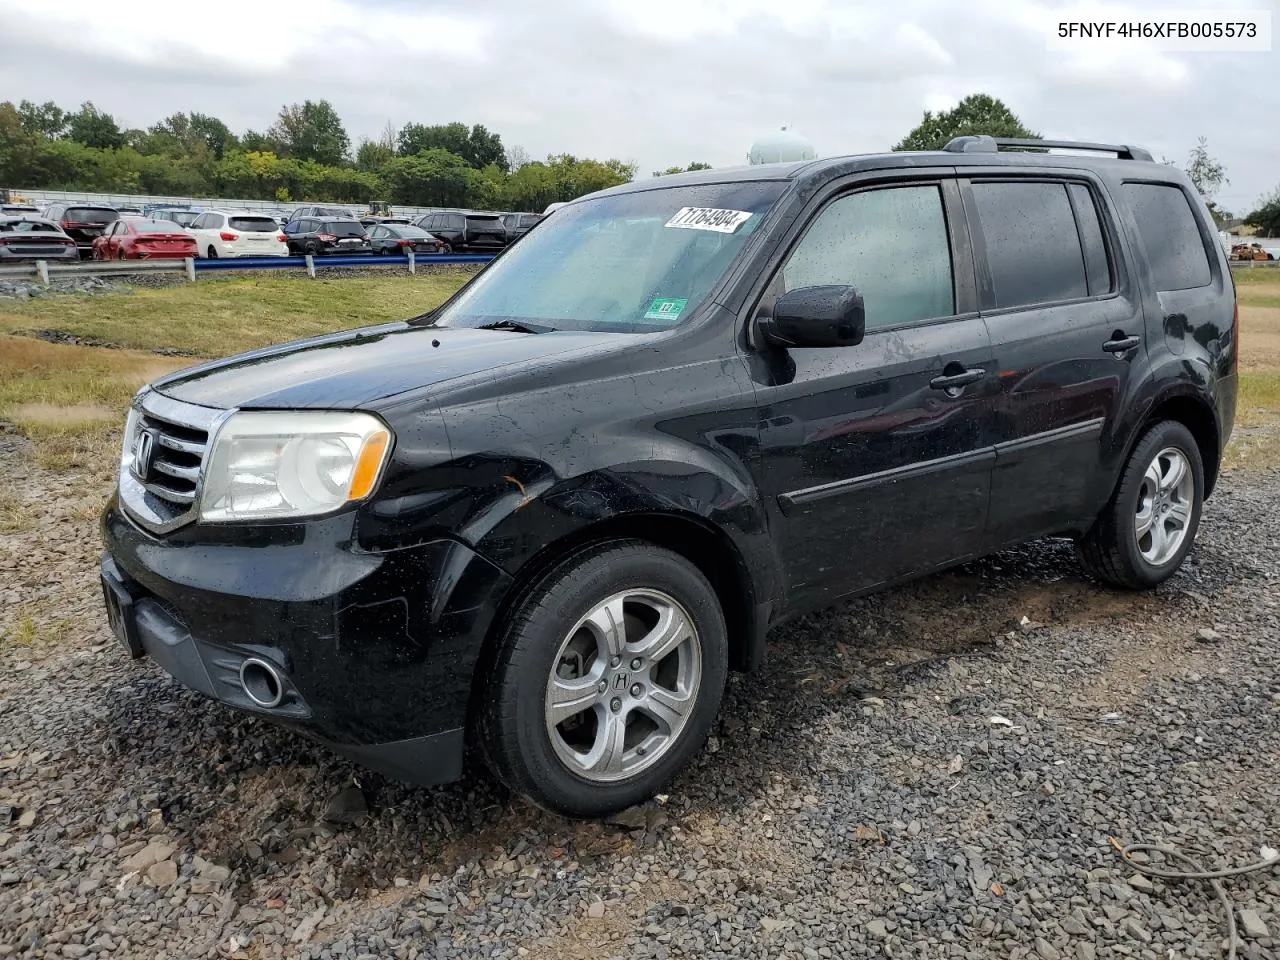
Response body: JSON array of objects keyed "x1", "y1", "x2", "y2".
[{"x1": 643, "y1": 297, "x2": 688, "y2": 322}]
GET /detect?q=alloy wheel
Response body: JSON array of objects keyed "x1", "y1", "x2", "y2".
[
  {"x1": 544, "y1": 589, "x2": 702, "y2": 783},
  {"x1": 1134, "y1": 446, "x2": 1194, "y2": 566}
]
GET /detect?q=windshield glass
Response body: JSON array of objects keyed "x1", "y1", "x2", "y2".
[{"x1": 430, "y1": 181, "x2": 786, "y2": 333}]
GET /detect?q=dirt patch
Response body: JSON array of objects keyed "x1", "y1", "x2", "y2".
[{"x1": 16, "y1": 327, "x2": 199, "y2": 357}]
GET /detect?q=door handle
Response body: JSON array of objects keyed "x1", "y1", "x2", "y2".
[
  {"x1": 1102, "y1": 334, "x2": 1141, "y2": 353},
  {"x1": 930, "y1": 368, "x2": 986, "y2": 391}
]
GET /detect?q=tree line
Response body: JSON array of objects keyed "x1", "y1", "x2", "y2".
[{"x1": 0, "y1": 99, "x2": 638, "y2": 211}]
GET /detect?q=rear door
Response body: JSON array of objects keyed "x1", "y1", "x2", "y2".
[
  {"x1": 748, "y1": 176, "x2": 997, "y2": 609},
  {"x1": 963, "y1": 176, "x2": 1146, "y2": 545}
]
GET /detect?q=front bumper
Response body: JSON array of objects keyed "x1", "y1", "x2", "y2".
[{"x1": 100, "y1": 500, "x2": 513, "y2": 786}]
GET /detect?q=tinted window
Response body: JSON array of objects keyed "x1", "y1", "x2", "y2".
[
  {"x1": 134, "y1": 220, "x2": 185, "y2": 234},
  {"x1": 448, "y1": 215, "x2": 465, "y2": 228},
  {"x1": 1122, "y1": 182, "x2": 1211, "y2": 291},
  {"x1": 322, "y1": 220, "x2": 365, "y2": 237},
  {"x1": 229, "y1": 216, "x2": 279, "y2": 233},
  {"x1": 1067, "y1": 184, "x2": 1113, "y2": 296},
  {"x1": 782, "y1": 184, "x2": 954, "y2": 331},
  {"x1": 65, "y1": 207, "x2": 118, "y2": 224},
  {"x1": 971, "y1": 181, "x2": 1088, "y2": 308}
]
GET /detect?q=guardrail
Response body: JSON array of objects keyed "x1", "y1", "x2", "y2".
[
  {"x1": 0, "y1": 251, "x2": 495, "y2": 283},
  {"x1": 1229, "y1": 259, "x2": 1280, "y2": 268}
]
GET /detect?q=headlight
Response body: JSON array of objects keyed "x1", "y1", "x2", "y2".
[{"x1": 200, "y1": 411, "x2": 392, "y2": 522}]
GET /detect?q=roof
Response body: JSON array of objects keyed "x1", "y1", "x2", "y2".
[{"x1": 591, "y1": 141, "x2": 1172, "y2": 200}]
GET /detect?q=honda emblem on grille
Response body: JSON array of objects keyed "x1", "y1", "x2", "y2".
[{"x1": 133, "y1": 429, "x2": 157, "y2": 481}]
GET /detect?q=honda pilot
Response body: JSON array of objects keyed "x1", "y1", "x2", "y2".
[{"x1": 101, "y1": 137, "x2": 1237, "y2": 817}]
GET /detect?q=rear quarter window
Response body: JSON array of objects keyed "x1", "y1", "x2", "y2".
[{"x1": 1122, "y1": 182, "x2": 1212, "y2": 291}]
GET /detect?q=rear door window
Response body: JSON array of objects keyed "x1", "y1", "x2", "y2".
[
  {"x1": 969, "y1": 181, "x2": 1088, "y2": 309},
  {"x1": 1121, "y1": 182, "x2": 1212, "y2": 291},
  {"x1": 1067, "y1": 184, "x2": 1113, "y2": 296}
]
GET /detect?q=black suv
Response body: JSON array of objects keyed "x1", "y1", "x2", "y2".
[
  {"x1": 101, "y1": 137, "x2": 1237, "y2": 817},
  {"x1": 43, "y1": 203, "x2": 119, "y2": 258},
  {"x1": 413, "y1": 211, "x2": 507, "y2": 251},
  {"x1": 282, "y1": 218, "x2": 370, "y2": 255}
]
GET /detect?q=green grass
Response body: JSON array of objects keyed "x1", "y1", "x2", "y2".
[{"x1": 0, "y1": 268, "x2": 474, "y2": 358}]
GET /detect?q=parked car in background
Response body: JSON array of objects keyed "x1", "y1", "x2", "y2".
[
  {"x1": 288, "y1": 204, "x2": 357, "y2": 222},
  {"x1": 42, "y1": 203, "x2": 119, "y2": 258},
  {"x1": 116, "y1": 205, "x2": 144, "y2": 216},
  {"x1": 151, "y1": 209, "x2": 203, "y2": 229},
  {"x1": 187, "y1": 211, "x2": 288, "y2": 259},
  {"x1": 0, "y1": 217, "x2": 79, "y2": 260},
  {"x1": 413, "y1": 211, "x2": 507, "y2": 251},
  {"x1": 501, "y1": 212, "x2": 544, "y2": 242},
  {"x1": 1, "y1": 204, "x2": 42, "y2": 217},
  {"x1": 367, "y1": 223, "x2": 448, "y2": 256},
  {"x1": 282, "y1": 218, "x2": 370, "y2": 255},
  {"x1": 91, "y1": 217, "x2": 198, "y2": 260},
  {"x1": 360, "y1": 216, "x2": 414, "y2": 228}
]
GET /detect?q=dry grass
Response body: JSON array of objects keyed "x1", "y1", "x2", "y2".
[{"x1": 0, "y1": 269, "x2": 474, "y2": 358}]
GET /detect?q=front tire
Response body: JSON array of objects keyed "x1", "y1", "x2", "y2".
[
  {"x1": 477, "y1": 541, "x2": 728, "y2": 818},
  {"x1": 1076, "y1": 420, "x2": 1205, "y2": 589}
]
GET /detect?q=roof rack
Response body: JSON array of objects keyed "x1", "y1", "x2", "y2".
[{"x1": 942, "y1": 135, "x2": 1153, "y2": 162}]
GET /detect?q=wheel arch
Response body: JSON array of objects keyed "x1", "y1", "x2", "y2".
[
  {"x1": 464, "y1": 509, "x2": 766, "y2": 736},
  {"x1": 1139, "y1": 390, "x2": 1222, "y2": 497}
]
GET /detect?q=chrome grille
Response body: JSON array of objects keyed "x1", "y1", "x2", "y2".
[{"x1": 119, "y1": 390, "x2": 227, "y2": 534}]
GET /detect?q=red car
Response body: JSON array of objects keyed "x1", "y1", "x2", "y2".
[{"x1": 92, "y1": 217, "x2": 198, "y2": 260}]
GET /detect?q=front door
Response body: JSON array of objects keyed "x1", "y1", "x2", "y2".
[{"x1": 747, "y1": 179, "x2": 997, "y2": 610}]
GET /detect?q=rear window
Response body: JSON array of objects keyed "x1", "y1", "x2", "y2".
[
  {"x1": 229, "y1": 216, "x2": 280, "y2": 233},
  {"x1": 1122, "y1": 182, "x2": 1212, "y2": 291},
  {"x1": 970, "y1": 181, "x2": 1089, "y2": 309},
  {"x1": 393, "y1": 226, "x2": 432, "y2": 239},
  {"x1": 65, "y1": 207, "x2": 118, "y2": 224},
  {"x1": 133, "y1": 221, "x2": 185, "y2": 234},
  {"x1": 322, "y1": 220, "x2": 366, "y2": 237}
]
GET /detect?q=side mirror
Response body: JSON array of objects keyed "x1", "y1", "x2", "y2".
[{"x1": 757, "y1": 285, "x2": 865, "y2": 349}]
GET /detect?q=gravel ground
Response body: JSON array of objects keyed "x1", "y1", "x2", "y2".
[{"x1": 2, "y1": 437, "x2": 1278, "y2": 960}]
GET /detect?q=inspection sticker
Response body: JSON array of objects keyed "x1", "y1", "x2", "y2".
[
  {"x1": 643, "y1": 297, "x2": 688, "y2": 321},
  {"x1": 665, "y1": 207, "x2": 753, "y2": 234}
]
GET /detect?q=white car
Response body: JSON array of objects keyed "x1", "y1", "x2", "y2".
[{"x1": 187, "y1": 210, "x2": 288, "y2": 258}]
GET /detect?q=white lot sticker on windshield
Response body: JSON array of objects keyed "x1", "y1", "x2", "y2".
[{"x1": 665, "y1": 207, "x2": 753, "y2": 234}]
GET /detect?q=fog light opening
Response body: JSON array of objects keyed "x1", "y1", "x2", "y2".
[{"x1": 240, "y1": 658, "x2": 283, "y2": 708}]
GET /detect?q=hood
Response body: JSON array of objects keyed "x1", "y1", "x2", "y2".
[{"x1": 151, "y1": 323, "x2": 618, "y2": 410}]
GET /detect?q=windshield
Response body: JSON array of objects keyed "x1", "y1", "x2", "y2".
[{"x1": 429, "y1": 181, "x2": 786, "y2": 333}]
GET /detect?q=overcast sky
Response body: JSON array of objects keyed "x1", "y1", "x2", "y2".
[{"x1": 2, "y1": 0, "x2": 1275, "y2": 213}]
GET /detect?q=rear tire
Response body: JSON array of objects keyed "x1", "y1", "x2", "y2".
[
  {"x1": 304, "y1": 241, "x2": 320, "y2": 257},
  {"x1": 206, "y1": 246, "x2": 218, "y2": 259},
  {"x1": 1076, "y1": 420, "x2": 1205, "y2": 589},
  {"x1": 476, "y1": 541, "x2": 728, "y2": 818},
  {"x1": 117, "y1": 248, "x2": 126, "y2": 260}
]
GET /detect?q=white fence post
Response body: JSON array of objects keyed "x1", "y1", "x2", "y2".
[
  {"x1": 35, "y1": 260, "x2": 49, "y2": 286},
  {"x1": 184, "y1": 257, "x2": 196, "y2": 282},
  {"x1": 305, "y1": 254, "x2": 316, "y2": 279},
  {"x1": 407, "y1": 248, "x2": 416, "y2": 275}
]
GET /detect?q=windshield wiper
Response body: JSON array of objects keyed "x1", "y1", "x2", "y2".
[{"x1": 474, "y1": 319, "x2": 555, "y2": 334}]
